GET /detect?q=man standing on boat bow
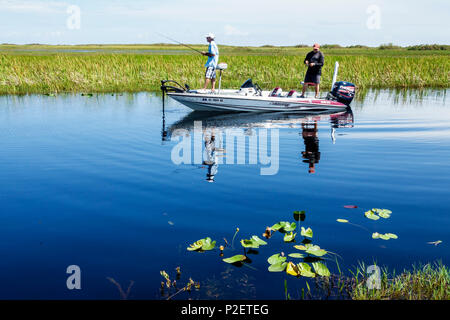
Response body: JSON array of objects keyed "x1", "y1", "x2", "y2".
[
  {"x1": 201, "y1": 33, "x2": 219, "y2": 92},
  {"x1": 300, "y1": 43, "x2": 324, "y2": 98}
]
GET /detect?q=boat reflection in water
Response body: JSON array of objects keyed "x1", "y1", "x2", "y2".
[{"x1": 164, "y1": 109, "x2": 354, "y2": 180}]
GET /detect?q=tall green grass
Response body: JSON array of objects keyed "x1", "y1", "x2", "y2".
[
  {"x1": 0, "y1": 51, "x2": 448, "y2": 94},
  {"x1": 350, "y1": 262, "x2": 449, "y2": 300},
  {"x1": 307, "y1": 261, "x2": 449, "y2": 300}
]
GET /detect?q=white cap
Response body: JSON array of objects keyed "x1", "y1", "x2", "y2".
[{"x1": 205, "y1": 33, "x2": 215, "y2": 39}]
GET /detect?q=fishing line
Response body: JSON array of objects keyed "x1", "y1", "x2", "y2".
[{"x1": 156, "y1": 32, "x2": 204, "y2": 55}]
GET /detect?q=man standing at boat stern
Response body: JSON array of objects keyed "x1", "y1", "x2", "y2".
[
  {"x1": 300, "y1": 43, "x2": 324, "y2": 98},
  {"x1": 201, "y1": 33, "x2": 219, "y2": 92}
]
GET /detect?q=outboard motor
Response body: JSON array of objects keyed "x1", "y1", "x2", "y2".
[
  {"x1": 329, "y1": 81, "x2": 355, "y2": 105},
  {"x1": 270, "y1": 87, "x2": 283, "y2": 97}
]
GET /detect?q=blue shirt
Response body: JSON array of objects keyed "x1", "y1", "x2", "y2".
[{"x1": 205, "y1": 41, "x2": 219, "y2": 68}]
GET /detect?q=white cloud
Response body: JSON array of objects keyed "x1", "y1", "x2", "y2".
[{"x1": 224, "y1": 25, "x2": 249, "y2": 36}]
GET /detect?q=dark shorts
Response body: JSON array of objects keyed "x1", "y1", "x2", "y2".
[
  {"x1": 304, "y1": 72, "x2": 321, "y2": 85},
  {"x1": 205, "y1": 67, "x2": 216, "y2": 79}
]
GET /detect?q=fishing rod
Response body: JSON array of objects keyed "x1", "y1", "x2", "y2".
[{"x1": 156, "y1": 32, "x2": 204, "y2": 55}]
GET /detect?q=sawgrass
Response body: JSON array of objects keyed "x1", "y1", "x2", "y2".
[
  {"x1": 350, "y1": 261, "x2": 449, "y2": 300},
  {"x1": 0, "y1": 45, "x2": 449, "y2": 94}
]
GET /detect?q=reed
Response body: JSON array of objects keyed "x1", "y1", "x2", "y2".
[
  {"x1": 350, "y1": 261, "x2": 449, "y2": 300},
  {"x1": 0, "y1": 46, "x2": 448, "y2": 95}
]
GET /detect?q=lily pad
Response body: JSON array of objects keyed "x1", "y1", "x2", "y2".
[
  {"x1": 223, "y1": 255, "x2": 246, "y2": 264},
  {"x1": 267, "y1": 253, "x2": 287, "y2": 265},
  {"x1": 187, "y1": 241, "x2": 203, "y2": 251},
  {"x1": 365, "y1": 210, "x2": 380, "y2": 220},
  {"x1": 240, "y1": 235, "x2": 268, "y2": 249},
  {"x1": 294, "y1": 243, "x2": 327, "y2": 257},
  {"x1": 301, "y1": 227, "x2": 313, "y2": 238},
  {"x1": 240, "y1": 239, "x2": 260, "y2": 248},
  {"x1": 251, "y1": 235, "x2": 268, "y2": 246},
  {"x1": 306, "y1": 247, "x2": 327, "y2": 257},
  {"x1": 365, "y1": 208, "x2": 392, "y2": 220},
  {"x1": 298, "y1": 263, "x2": 316, "y2": 278},
  {"x1": 283, "y1": 232, "x2": 297, "y2": 242},
  {"x1": 271, "y1": 221, "x2": 296, "y2": 232},
  {"x1": 372, "y1": 208, "x2": 392, "y2": 219},
  {"x1": 305, "y1": 245, "x2": 327, "y2": 257},
  {"x1": 337, "y1": 219, "x2": 349, "y2": 223},
  {"x1": 187, "y1": 237, "x2": 216, "y2": 251},
  {"x1": 288, "y1": 253, "x2": 305, "y2": 259},
  {"x1": 372, "y1": 232, "x2": 398, "y2": 240},
  {"x1": 372, "y1": 232, "x2": 381, "y2": 239},
  {"x1": 283, "y1": 222, "x2": 297, "y2": 232},
  {"x1": 312, "y1": 262, "x2": 331, "y2": 277},
  {"x1": 201, "y1": 237, "x2": 216, "y2": 250},
  {"x1": 286, "y1": 262, "x2": 300, "y2": 277},
  {"x1": 294, "y1": 243, "x2": 311, "y2": 251},
  {"x1": 268, "y1": 262, "x2": 288, "y2": 272},
  {"x1": 293, "y1": 210, "x2": 306, "y2": 222}
]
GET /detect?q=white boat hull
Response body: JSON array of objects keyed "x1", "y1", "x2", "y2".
[{"x1": 167, "y1": 91, "x2": 348, "y2": 112}]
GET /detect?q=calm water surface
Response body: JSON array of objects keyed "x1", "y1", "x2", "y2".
[{"x1": 0, "y1": 89, "x2": 449, "y2": 299}]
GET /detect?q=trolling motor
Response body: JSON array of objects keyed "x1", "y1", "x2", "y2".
[
  {"x1": 326, "y1": 62, "x2": 356, "y2": 105},
  {"x1": 160, "y1": 80, "x2": 188, "y2": 93}
]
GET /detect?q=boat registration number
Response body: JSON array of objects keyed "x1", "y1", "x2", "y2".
[
  {"x1": 270, "y1": 102, "x2": 290, "y2": 107},
  {"x1": 202, "y1": 98, "x2": 224, "y2": 102}
]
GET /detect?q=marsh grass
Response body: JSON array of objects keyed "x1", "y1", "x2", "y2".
[
  {"x1": 0, "y1": 45, "x2": 449, "y2": 95},
  {"x1": 350, "y1": 261, "x2": 449, "y2": 300},
  {"x1": 302, "y1": 261, "x2": 449, "y2": 300}
]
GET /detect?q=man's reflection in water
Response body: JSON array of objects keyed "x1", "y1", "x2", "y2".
[
  {"x1": 203, "y1": 133, "x2": 218, "y2": 182},
  {"x1": 301, "y1": 121, "x2": 320, "y2": 174}
]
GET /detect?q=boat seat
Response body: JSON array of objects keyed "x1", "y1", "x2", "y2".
[
  {"x1": 270, "y1": 87, "x2": 282, "y2": 97},
  {"x1": 287, "y1": 90, "x2": 297, "y2": 98}
]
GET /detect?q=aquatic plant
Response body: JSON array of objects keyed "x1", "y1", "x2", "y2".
[
  {"x1": 240, "y1": 235, "x2": 268, "y2": 249},
  {"x1": 427, "y1": 240, "x2": 443, "y2": 246},
  {"x1": 294, "y1": 244, "x2": 328, "y2": 257},
  {"x1": 293, "y1": 210, "x2": 305, "y2": 222},
  {"x1": 262, "y1": 226, "x2": 272, "y2": 239},
  {"x1": 159, "y1": 268, "x2": 201, "y2": 300},
  {"x1": 365, "y1": 208, "x2": 392, "y2": 220},
  {"x1": 267, "y1": 253, "x2": 287, "y2": 272},
  {"x1": 312, "y1": 262, "x2": 331, "y2": 277},
  {"x1": 107, "y1": 277, "x2": 134, "y2": 300},
  {"x1": 288, "y1": 253, "x2": 305, "y2": 259},
  {"x1": 300, "y1": 227, "x2": 313, "y2": 238},
  {"x1": 270, "y1": 221, "x2": 297, "y2": 232},
  {"x1": 336, "y1": 218, "x2": 369, "y2": 231},
  {"x1": 231, "y1": 227, "x2": 239, "y2": 249},
  {"x1": 372, "y1": 232, "x2": 398, "y2": 240},
  {"x1": 283, "y1": 232, "x2": 297, "y2": 242},
  {"x1": 286, "y1": 262, "x2": 316, "y2": 278},
  {"x1": 223, "y1": 255, "x2": 247, "y2": 264},
  {"x1": 186, "y1": 237, "x2": 216, "y2": 251},
  {"x1": 182, "y1": 205, "x2": 448, "y2": 300},
  {"x1": 267, "y1": 212, "x2": 331, "y2": 278},
  {"x1": 350, "y1": 261, "x2": 449, "y2": 300}
]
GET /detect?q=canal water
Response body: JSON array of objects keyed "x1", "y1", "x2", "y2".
[{"x1": 0, "y1": 89, "x2": 448, "y2": 299}]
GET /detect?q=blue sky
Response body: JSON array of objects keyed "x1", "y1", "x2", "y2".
[{"x1": 0, "y1": 0, "x2": 448, "y2": 46}]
